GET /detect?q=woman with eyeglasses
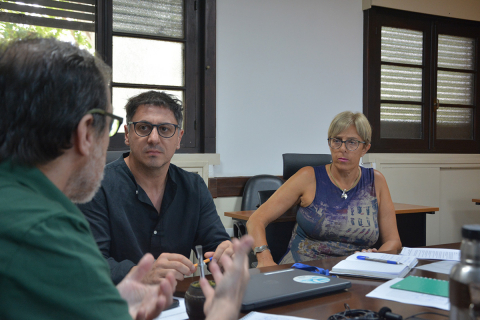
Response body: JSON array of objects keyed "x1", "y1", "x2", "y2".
[{"x1": 246, "y1": 111, "x2": 402, "y2": 267}]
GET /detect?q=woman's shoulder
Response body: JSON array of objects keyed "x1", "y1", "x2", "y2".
[
  {"x1": 372, "y1": 169, "x2": 388, "y2": 187},
  {"x1": 285, "y1": 166, "x2": 317, "y2": 193},
  {"x1": 372, "y1": 168, "x2": 386, "y2": 179},
  {"x1": 290, "y1": 166, "x2": 316, "y2": 183}
]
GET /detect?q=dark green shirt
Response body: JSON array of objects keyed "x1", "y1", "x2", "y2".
[{"x1": 0, "y1": 160, "x2": 131, "y2": 320}]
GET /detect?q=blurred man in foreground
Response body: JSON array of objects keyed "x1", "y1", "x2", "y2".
[{"x1": 0, "y1": 37, "x2": 252, "y2": 320}]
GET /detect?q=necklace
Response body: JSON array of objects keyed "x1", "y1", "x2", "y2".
[{"x1": 329, "y1": 164, "x2": 361, "y2": 200}]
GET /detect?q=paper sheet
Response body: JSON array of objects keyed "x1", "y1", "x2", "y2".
[
  {"x1": 241, "y1": 311, "x2": 314, "y2": 320},
  {"x1": 156, "y1": 297, "x2": 188, "y2": 320},
  {"x1": 400, "y1": 247, "x2": 460, "y2": 261},
  {"x1": 415, "y1": 260, "x2": 458, "y2": 275},
  {"x1": 366, "y1": 278, "x2": 450, "y2": 311}
]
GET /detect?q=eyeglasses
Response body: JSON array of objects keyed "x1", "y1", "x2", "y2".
[
  {"x1": 328, "y1": 138, "x2": 366, "y2": 151},
  {"x1": 128, "y1": 121, "x2": 180, "y2": 138},
  {"x1": 86, "y1": 109, "x2": 123, "y2": 137}
]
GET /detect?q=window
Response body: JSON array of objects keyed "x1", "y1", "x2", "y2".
[
  {"x1": 363, "y1": 7, "x2": 480, "y2": 153},
  {"x1": 0, "y1": 0, "x2": 216, "y2": 154},
  {"x1": 97, "y1": 0, "x2": 216, "y2": 153},
  {"x1": 0, "y1": 0, "x2": 95, "y2": 52}
]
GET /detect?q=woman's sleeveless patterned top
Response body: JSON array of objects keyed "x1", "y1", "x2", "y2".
[{"x1": 280, "y1": 166, "x2": 379, "y2": 264}]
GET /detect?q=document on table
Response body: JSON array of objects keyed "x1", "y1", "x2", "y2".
[
  {"x1": 415, "y1": 260, "x2": 458, "y2": 275},
  {"x1": 366, "y1": 278, "x2": 450, "y2": 311},
  {"x1": 241, "y1": 311, "x2": 314, "y2": 320},
  {"x1": 330, "y1": 252, "x2": 418, "y2": 279},
  {"x1": 155, "y1": 297, "x2": 188, "y2": 320},
  {"x1": 400, "y1": 247, "x2": 460, "y2": 261}
]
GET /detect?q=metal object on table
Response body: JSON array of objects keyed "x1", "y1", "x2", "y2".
[
  {"x1": 449, "y1": 224, "x2": 480, "y2": 320},
  {"x1": 195, "y1": 245, "x2": 205, "y2": 278}
]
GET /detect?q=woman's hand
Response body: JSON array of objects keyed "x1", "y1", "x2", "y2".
[
  {"x1": 255, "y1": 250, "x2": 277, "y2": 268},
  {"x1": 357, "y1": 248, "x2": 378, "y2": 253},
  {"x1": 246, "y1": 167, "x2": 316, "y2": 269},
  {"x1": 374, "y1": 170, "x2": 402, "y2": 253}
]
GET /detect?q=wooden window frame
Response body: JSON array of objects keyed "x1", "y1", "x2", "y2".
[
  {"x1": 96, "y1": 0, "x2": 216, "y2": 153},
  {"x1": 363, "y1": 7, "x2": 480, "y2": 153}
]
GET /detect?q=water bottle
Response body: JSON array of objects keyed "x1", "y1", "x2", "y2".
[{"x1": 450, "y1": 224, "x2": 480, "y2": 320}]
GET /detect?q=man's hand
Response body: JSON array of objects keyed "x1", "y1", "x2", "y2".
[
  {"x1": 117, "y1": 253, "x2": 177, "y2": 320},
  {"x1": 134, "y1": 253, "x2": 196, "y2": 284},
  {"x1": 204, "y1": 240, "x2": 233, "y2": 265},
  {"x1": 200, "y1": 236, "x2": 253, "y2": 320}
]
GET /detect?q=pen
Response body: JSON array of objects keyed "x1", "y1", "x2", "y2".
[
  {"x1": 357, "y1": 256, "x2": 401, "y2": 265},
  {"x1": 194, "y1": 257, "x2": 213, "y2": 267},
  {"x1": 195, "y1": 245, "x2": 206, "y2": 278}
]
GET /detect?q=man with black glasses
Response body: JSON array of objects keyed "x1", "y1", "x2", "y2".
[{"x1": 79, "y1": 91, "x2": 232, "y2": 285}]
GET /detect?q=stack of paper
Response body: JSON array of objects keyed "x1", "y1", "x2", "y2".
[
  {"x1": 366, "y1": 278, "x2": 450, "y2": 311},
  {"x1": 331, "y1": 252, "x2": 418, "y2": 280},
  {"x1": 400, "y1": 247, "x2": 460, "y2": 261}
]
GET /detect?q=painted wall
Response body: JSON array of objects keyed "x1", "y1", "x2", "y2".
[
  {"x1": 215, "y1": 0, "x2": 364, "y2": 177},
  {"x1": 212, "y1": 0, "x2": 480, "y2": 241}
]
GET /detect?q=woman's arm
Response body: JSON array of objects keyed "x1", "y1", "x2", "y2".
[
  {"x1": 246, "y1": 167, "x2": 316, "y2": 267},
  {"x1": 374, "y1": 170, "x2": 402, "y2": 253}
]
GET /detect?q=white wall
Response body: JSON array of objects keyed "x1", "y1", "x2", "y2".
[
  {"x1": 215, "y1": 0, "x2": 363, "y2": 177},
  {"x1": 212, "y1": 0, "x2": 480, "y2": 240}
]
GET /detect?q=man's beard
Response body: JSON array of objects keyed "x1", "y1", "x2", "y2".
[{"x1": 65, "y1": 143, "x2": 105, "y2": 204}]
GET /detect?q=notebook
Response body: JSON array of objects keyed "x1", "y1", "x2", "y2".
[
  {"x1": 390, "y1": 276, "x2": 449, "y2": 297},
  {"x1": 241, "y1": 268, "x2": 351, "y2": 312},
  {"x1": 330, "y1": 252, "x2": 418, "y2": 280}
]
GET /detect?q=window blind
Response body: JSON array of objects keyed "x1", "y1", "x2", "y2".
[
  {"x1": 380, "y1": 26, "x2": 475, "y2": 132},
  {"x1": 112, "y1": 0, "x2": 183, "y2": 38},
  {"x1": 0, "y1": 0, "x2": 95, "y2": 32}
]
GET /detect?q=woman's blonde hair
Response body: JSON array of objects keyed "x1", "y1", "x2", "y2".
[{"x1": 328, "y1": 111, "x2": 372, "y2": 145}]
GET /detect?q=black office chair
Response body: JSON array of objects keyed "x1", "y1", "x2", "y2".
[
  {"x1": 236, "y1": 175, "x2": 285, "y2": 267},
  {"x1": 240, "y1": 175, "x2": 284, "y2": 211},
  {"x1": 235, "y1": 175, "x2": 285, "y2": 240},
  {"x1": 106, "y1": 150, "x2": 127, "y2": 164},
  {"x1": 257, "y1": 189, "x2": 298, "y2": 264},
  {"x1": 282, "y1": 153, "x2": 332, "y2": 181}
]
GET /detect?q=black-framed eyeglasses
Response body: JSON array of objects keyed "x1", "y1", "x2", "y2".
[
  {"x1": 128, "y1": 121, "x2": 180, "y2": 138},
  {"x1": 87, "y1": 109, "x2": 123, "y2": 137},
  {"x1": 328, "y1": 138, "x2": 366, "y2": 151}
]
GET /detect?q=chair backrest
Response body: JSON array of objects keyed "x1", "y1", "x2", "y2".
[
  {"x1": 241, "y1": 175, "x2": 284, "y2": 211},
  {"x1": 258, "y1": 189, "x2": 277, "y2": 205},
  {"x1": 106, "y1": 150, "x2": 127, "y2": 164},
  {"x1": 282, "y1": 153, "x2": 332, "y2": 181}
]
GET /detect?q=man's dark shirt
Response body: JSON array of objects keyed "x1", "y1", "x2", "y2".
[{"x1": 78, "y1": 153, "x2": 230, "y2": 284}]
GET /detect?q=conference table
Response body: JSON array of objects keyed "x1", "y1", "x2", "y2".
[
  {"x1": 225, "y1": 203, "x2": 439, "y2": 247},
  {"x1": 176, "y1": 243, "x2": 458, "y2": 319}
]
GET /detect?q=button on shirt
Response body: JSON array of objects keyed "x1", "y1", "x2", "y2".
[{"x1": 78, "y1": 153, "x2": 230, "y2": 284}]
